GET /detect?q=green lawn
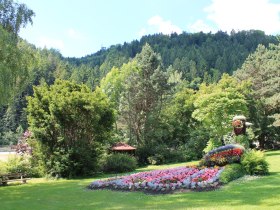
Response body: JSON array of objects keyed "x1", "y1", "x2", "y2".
[{"x1": 0, "y1": 151, "x2": 280, "y2": 210}]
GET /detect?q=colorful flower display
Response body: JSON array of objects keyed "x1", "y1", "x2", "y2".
[
  {"x1": 88, "y1": 166, "x2": 224, "y2": 192},
  {"x1": 200, "y1": 144, "x2": 245, "y2": 166}
]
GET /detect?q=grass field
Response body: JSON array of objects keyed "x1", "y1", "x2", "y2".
[{"x1": 0, "y1": 150, "x2": 279, "y2": 210}]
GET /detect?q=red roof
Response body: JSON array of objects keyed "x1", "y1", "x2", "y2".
[{"x1": 111, "y1": 142, "x2": 136, "y2": 151}]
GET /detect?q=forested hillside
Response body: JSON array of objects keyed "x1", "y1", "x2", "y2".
[
  {"x1": 67, "y1": 30, "x2": 278, "y2": 85},
  {"x1": 1, "y1": 0, "x2": 279, "y2": 174}
]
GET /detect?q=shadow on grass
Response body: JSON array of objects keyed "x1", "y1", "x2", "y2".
[{"x1": 265, "y1": 151, "x2": 280, "y2": 157}]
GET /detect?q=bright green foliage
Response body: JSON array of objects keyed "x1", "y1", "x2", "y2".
[
  {"x1": 192, "y1": 74, "x2": 249, "y2": 146},
  {"x1": 0, "y1": 26, "x2": 31, "y2": 105},
  {"x1": 234, "y1": 135, "x2": 250, "y2": 148},
  {"x1": 26, "y1": 80, "x2": 115, "y2": 177},
  {"x1": 203, "y1": 138, "x2": 222, "y2": 153},
  {"x1": 100, "y1": 62, "x2": 138, "y2": 110},
  {"x1": 241, "y1": 149, "x2": 269, "y2": 175},
  {"x1": 102, "y1": 153, "x2": 137, "y2": 173},
  {"x1": 219, "y1": 163, "x2": 245, "y2": 184},
  {"x1": 0, "y1": 0, "x2": 34, "y2": 105},
  {"x1": 0, "y1": 160, "x2": 7, "y2": 174},
  {"x1": 0, "y1": 0, "x2": 34, "y2": 35},
  {"x1": 2, "y1": 154, "x2": 39, "y2": 177}
]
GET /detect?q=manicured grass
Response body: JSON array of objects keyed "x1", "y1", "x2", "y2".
[{"x1": 0, "y1": 151, "x2": 280, "y2": 210}]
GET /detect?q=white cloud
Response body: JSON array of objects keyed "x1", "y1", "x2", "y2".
[
  {"x1": 139, "y1": 15, "x2": 182, "y2": 37},
  {"x1": 188, "y1": 19, "x2": 216, "y2": 33},
  {"x1": 37, "y1": 36, "x2": 64, "y2": 50},
  {"x1": 148, "y1": 15, "x2": 182, "y2": 34},
  {"x1": 67, "y1": 28, "x2": 85, "y2": 40},
  {"x1": 205, "y1": 0, "x2": 280, "y2": 34}
]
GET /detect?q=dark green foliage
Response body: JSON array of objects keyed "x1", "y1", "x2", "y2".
[
  {"x1": 103, "y1": 153, "x2": 137, "y2": 173},
  {"x1": 234, "y1": 43, "x2": 280, "y2": 148},
  {"x1": 136, "y1": 144, "x2": 157, "y2": 166},
  {"x1": 241, "y1": 150, "x2": 269, "y2": 175},
  {"x1": 118, "y1": 44, "x2": 169, "y2": 145},
  {"x1": 147, "y1": 145, "x2": 185, "y2": 165},
  {"x1": 67, "y1": 30, "x2": 278, "y2": 84},
  {"x1": 136, "y1": 144, "x2": 190, "y2": 166},
  {"x1": 26, "y1": 80, "x2": 115, "y2": 177},
  {"x1": 219, "y1": 163, "x2": 245, "y2": 184}
]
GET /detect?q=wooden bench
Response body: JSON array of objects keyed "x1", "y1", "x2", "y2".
[{"x1": 0, "y1": 173, "x2": 30, "y2": 186}]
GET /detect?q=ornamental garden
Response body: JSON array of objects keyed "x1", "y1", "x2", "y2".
[{"x1": 88, "y1": 116, "x2": 269, "y2": 194}]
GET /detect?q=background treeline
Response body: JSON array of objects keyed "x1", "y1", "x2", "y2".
[
  {"x1": 1, "y1": 0, "x2": 279, "y2": 177},
  {"x1": 67, "y1": 30, "x2": 278, "y2": 85},
  {"x1": 1, "y1": 29, "x2": 277, "y2": 147}
]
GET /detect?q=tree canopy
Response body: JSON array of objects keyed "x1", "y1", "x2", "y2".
[
  {"x1": 26, "y1": 80, "x2": 115, "y2": 177},
  {"x1": 0, "y1": 0, "x2": 34, "y2": 35}
]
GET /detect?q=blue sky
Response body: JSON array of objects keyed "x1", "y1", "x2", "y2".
[{"x1": 19, "y1": 0, "x2": 280, "y2": 58}]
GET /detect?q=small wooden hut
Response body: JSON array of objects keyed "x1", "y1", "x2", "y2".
[{"x1": 111, "y1": 142, "x2": 136, "y2": 155}]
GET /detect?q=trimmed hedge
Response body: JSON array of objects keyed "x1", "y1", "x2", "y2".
[{"x1": 219, "y1": 163, "x2": 245, "y2": 184}]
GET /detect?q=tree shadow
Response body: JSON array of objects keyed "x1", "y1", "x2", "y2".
[{"x1": 265, "y1": 151, "x2": 280, "y2": 157}]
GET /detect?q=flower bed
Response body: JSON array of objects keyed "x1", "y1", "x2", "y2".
[
  {"x1": 200, "y1": 144, "x2": 245, "y2": 167},
  {"x1": 88, "y1": 166, "x2": 224, "y2": 193}
]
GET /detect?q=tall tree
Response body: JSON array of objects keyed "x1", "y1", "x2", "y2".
[
  {"x1": 192, "y1": 74, "x2": 249, "y2": 148},
  {"x1": 0, "y1": 28, "x2": 33, "y2": 105},
  {"x1": 0, "y1": 0, "x2": 34, "y2": 35},
  {"x1": 119, "y1": 44, "x2": 168, "y2": 145},
  {"x1": 234, "y1": 43, "x2": 280, "y2": 148},
  {"x1": 235, "y1": 44, "x2": 280, "y2": 127},
  {"x1": 0, "y1": 0, "x2": 34, "y2": 105}
]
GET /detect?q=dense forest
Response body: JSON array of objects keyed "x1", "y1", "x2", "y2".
[{"x1": 1, "y1": 0, "x2": 279, "y2": 177}]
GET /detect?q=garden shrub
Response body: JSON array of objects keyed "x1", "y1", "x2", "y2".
[
  {"x1": 4, "y1": 154, "x2": 41, "y2": 177},
  {"x1": 136, "y1": 144, "x2": 157, "y2": 166},
  {"x1": 164, "y1": 149, "x2": 187, "y2": 163},
  {"x1": 137, "y1": 144, "x2": 187, "y2": 165},
  {"x1": 219, "y1": 163, "x2": 245, "y2": 184},
  {"x1": 26, "y1": 80, "x2": 115, "y2": 178},
  {"x1": 200, "y1": 144, "x2": 245, "y2": 166},
  {"x1": 148, "y1": 154, "x2": 165, "y2": 165},
  {"x1": 0, "y1": 160, "x2": 7, "y2": 174},
  {"x1": 103, "y1": 153, "x2": 137, "y2": 173},
  {"x1": 241, "y1": 150, "x2": 269, "y2": 175}
]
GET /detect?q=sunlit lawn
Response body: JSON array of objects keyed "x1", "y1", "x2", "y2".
[{"x1": 0, "y1": 151, "x2": 279, "y2": 210}]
